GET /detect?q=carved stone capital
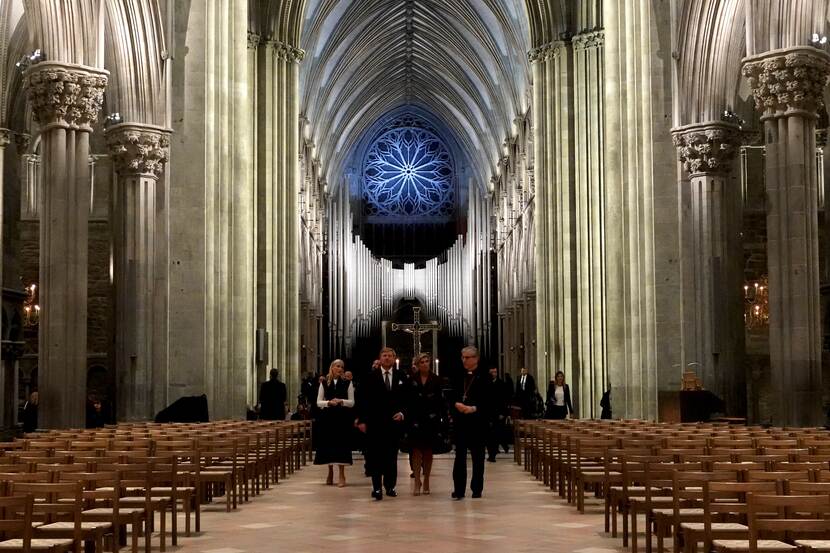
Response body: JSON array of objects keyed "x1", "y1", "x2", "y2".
[
  {"x1": 247, "y1": 32, "x2": 261, "y2": 50},
  {"x1": 573, "y1": 30, "x2": 604, "y2": 51},
  {"x1": 742, "y1": 47, "x2": 830, "y2": 121},
  {"x1": 671, "y1": 122, "x2": 742, "y2": 176},
  {"x1": 0, "y1": 129, "x2": 10, "y2": 148},
  {"x1": 270, "y1": 40, "x2": 305, "y2": 63},
  {"x1": 14, "y1": 132, "x2": 31, "y2": 152},
  {"x1": 528, "y1": 40, "x2": 568, "y2": 63},
  {"x1": 105, "y1": 123, "x2": 172, "y2": 178},
  {"x1": 23, "y1": 62, "x2": 108, "y2": 132}
]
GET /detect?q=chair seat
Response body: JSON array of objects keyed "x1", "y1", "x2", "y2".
[
  {"x1": 83, "y1": 507, "x2": 144, "y2": 516},
  {"x1": 712, "y1": 539, "x2": 795, "y2": 551},
  {"x1": 38, "y1": 521, "x2": 112, "y2": 531},
  {"x1": 794, "y1": 540, "x2": 830, "y2": 552},
  {"x1": 652, "y1": 508, "x2": 703, "y2": 516},
  {"x1": 119, "y1": 496, "x2": 172, "y2": 504},
  {"x1": 0, "y1": 538, "x2": 74, "y2": 550},
  {"x1": 150, "y1": 486, "x2": 195, "y2": 493},
  {"x1": 681, "y1": 522, "x2": 747, "y2": 531}
]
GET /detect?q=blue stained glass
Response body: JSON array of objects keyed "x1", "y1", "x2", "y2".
[{"x1": 363, "y1": 123, "x2": 455, "y2": 217}]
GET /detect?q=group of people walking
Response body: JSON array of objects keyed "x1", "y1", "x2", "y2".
[{"x1": 312, "y1": 345, "x2": 561, "y2": 500}]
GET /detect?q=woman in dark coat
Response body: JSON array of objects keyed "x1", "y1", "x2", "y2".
[
  {"x1": 406, "y1": 353, "x2": 446, "y2": 495},
  {"x1": 314, "y1": 359, "x2": 355, "y2": 487},
  {"x1": 546, "y1": 370, "x2": 575, "y2": 419}
]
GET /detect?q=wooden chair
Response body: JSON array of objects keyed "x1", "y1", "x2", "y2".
[
  {"x1": 680, "y1": 480, "x2": 778, "y2": 553},
  {"x1": 60, "y1": 470, "x2": 147, "y2": 553},
  {"x1": 12, "y1": 481, "x2": 111, "y2": 553},
  {"x1": 651, "y1": 470, "x2": 737, "y2": 553},
  {"x1": 713, "y1": 493, "x2": 830, "y2": 553},
  {"x1": 0, "y1": 494, "x2": 74, "y2": 553}
]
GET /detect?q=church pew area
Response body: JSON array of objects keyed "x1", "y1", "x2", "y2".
[
  {"x1": 515, "y1": 419, "x2": 830, "y2": 553},
  {"x1": 0, "y1": 420, "x2": 312, "y2": 552}
]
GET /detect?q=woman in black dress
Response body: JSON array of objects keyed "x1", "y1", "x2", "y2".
[
  {"x1": 406, "y1": 353, "x2": 446, "y2": 495},
  {"x1": 314, "y1": 359, "x2": 355, "y2": 487}
]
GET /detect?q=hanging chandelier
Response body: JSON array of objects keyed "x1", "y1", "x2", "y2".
[{"x1": 744, "y1": 276, "x2": 769, "y2": 330}]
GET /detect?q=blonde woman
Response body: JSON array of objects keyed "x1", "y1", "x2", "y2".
[{"x1": 314, "y1": 359, "x2": 355, "y2": 487}]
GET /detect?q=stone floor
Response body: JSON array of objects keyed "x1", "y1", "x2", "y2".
[{"x1": 171, "y1": 454, "x2": 627, "y2": 553}]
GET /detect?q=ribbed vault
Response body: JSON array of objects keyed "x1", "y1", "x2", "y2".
[{"x1": 299, "y1": 0, "x2": 531, "y2": 189}]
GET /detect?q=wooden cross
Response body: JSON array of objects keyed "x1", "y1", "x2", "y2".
[{"x1": 391, "y1": 307, "x2": 442, "y2": 358}]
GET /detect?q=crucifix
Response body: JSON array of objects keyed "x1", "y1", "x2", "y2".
[{"x1": 391, "y1": 307, "x2": 442, "y2": 358}]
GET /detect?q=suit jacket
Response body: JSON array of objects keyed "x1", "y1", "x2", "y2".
[
  {"x1": 515, "y1": 373, "x2": 536, "y2": 400},
  {"x1": 259, "y1": 379, "x2": 287, "y2": 420},
  {"x1": 358, "y1": 367, "x2": 409, "y2": 437},
  {"x1": 546, "y1": 382, "x2": 575, "y2": 416}
]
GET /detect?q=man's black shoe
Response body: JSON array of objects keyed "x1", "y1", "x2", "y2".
[
  {"x1": 487, "y1": 457, "x2": 496, "y2": 463},
  {"x1": 385, "y1": 489, "x2": 397, "y2": 497},
  {"x1": 371, "y1": 490, "x2": 383, "y2": 501},
  {"x1": 451, "y1": 492, "x2": 464, "y2": 500},
  {"x1": 471, "y1": 492, "x2": 482, "y2": 498}
]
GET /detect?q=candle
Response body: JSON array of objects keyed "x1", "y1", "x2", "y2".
[
  {"x1": 396, "y1": 359, "x2": 399, "y2": 370},
  {"x1": 435, "y1": 359, "x2": 440, "y2": 374}
]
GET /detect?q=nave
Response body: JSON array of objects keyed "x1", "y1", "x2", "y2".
[{"x1": 175, "y1": 456, "x2": 619, "y2": 553}]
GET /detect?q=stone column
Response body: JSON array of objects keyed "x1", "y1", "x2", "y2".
[
  {"x1": 106, "y1": 123, "x2": 170, "y2": 421},
  {"x1": 672, "y1": 122, "x2": 745, "y2": 414},
  {"x1": 0, "y1": 129, "x2": 9, "y2": 427},
  {"x1": 256, "y1": 40, "x2": 304, "y2": 401},
  {"x1": 529, "y1": 40, "x2": 575, "y2": 387},
  {"x1": 742, "y1": 47, "x2": 830, "y2": 426},
  {"x1": 572, "y1": 30, "x2": 606, "y2": 418},
  {"x1": 23, "y1": 62, "x2": 107, "y2": 428}
]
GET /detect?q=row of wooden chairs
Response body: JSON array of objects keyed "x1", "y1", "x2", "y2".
[
  {"x1": 0, "y1": 420, "x2": 312, "y2": 553},
  {"x1": 514, "y1": 418, "x2": 830, "y2": 553}
]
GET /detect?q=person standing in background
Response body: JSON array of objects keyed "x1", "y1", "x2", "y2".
[
  {"x1": 259, "y1": 368, "x2": 288, "y2": 420},
  {"x1": 514, "y1": 367, "x2": 536, "y2": 418},
  {"x1": 486, "y1": 367, "x2": 510, "y2": 462}
]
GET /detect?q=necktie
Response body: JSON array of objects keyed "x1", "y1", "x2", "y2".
[{"x1": 385, "y1": 371, "x2": 391, "y2": 391}]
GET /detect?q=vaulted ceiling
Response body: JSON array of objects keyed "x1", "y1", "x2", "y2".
[{"x1": 299, "y1": 0, "x2": 531, "y2": 189}]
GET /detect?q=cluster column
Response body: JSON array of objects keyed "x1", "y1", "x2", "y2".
[
  {"x1": 529, "y1": 40, "x2": 575, "y2": 387},
  {"x1": 106, "y1": 124, "x2": 171, "y2": 421},
  {"x1": 255, "y1": 39, "x2": 304, "y2": 399},
  {"x1": 742, "y1": 47, "x2": 830, "y2": 426},
  {"x1": 23, "y1": 63, "x2": 107, "y2": 428},
  {"x1": 672, "y1": 122, "x2": 745, "y2": 414}
]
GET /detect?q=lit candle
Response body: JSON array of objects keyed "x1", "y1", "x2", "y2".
[
  {"x1": 395, "y1": 358, "x2": 399, "y2": 370},
  {"x1": 435, "y1": 359, "x2": 440, "y2": 373}
]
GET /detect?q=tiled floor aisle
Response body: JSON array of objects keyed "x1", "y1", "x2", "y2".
[{"x1": 174, "y1": 454, "x2": 627, "y2": 553}]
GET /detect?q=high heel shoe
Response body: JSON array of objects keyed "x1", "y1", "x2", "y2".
[
  {"x1": 413, "y1": 480, "x2": 421, "y2": 496},
  {"x1": 422, "y1": 477, "x2": 430, "y2": 495},
  {"x1": 337, "y1": 478, "x2": 346, "y2": 488}
]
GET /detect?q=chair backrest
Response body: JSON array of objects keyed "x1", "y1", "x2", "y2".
[
  {"x1": 10, "y1": 481, "x2": 83, "y2": 529},
  {"x1": 747, "y1": 493, "x2": 830, "y2": 553},
  {"x1": 0, "y1": 494, "x2": 34, "y2": 545},
  {"x1": 745, "y1": 470, "x2": 811, "y2": 493}
]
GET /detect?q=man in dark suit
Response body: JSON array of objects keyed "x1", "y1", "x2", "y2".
[
  {"x1": 357, "y1": 347, "x2": 408, "y2": 500},
  {"x1": 258, "y1": 368, "x2": 287, "y2": 420},
  {"x1": 514, "y1": 366, "x2": 536, "y2": 418},
  {"x1": 486, "y1": 367, "x2": 511, "y2": 462},
  {"x1": 450, "y1": 346, "x2": 490, "y2": 499}
]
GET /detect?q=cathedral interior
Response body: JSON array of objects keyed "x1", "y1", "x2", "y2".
[{"x1": 0, "y1": 0, "x2": 829, "y2": 430}]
